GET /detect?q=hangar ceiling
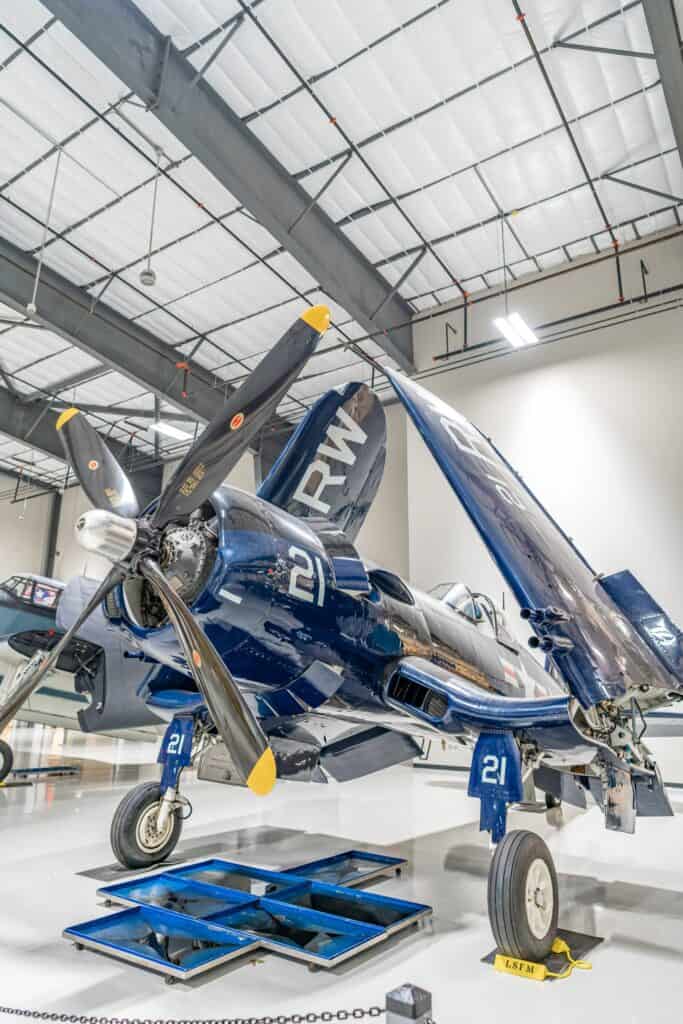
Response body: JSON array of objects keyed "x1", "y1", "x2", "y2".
[{"x1": 0, "y1": 0, "x2": 680, "y2": 494}]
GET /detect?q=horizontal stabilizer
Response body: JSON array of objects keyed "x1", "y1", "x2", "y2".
[{"x1": 258, "y1": 382, "x2": 386, "y2": 541}]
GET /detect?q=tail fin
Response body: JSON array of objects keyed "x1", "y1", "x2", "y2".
[{"x1": 258, "y1": 382, "x2": 386, "y2": 541}]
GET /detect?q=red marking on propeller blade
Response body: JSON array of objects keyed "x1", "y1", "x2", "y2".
[
  {"x1": 88, "y1": 459, "x2": 99, "y2": 471},
  {"x1": 230, "y1": 412, "x2": 244, "y2": 431},
  {"x1": 192, "y1": 650, "x2": 202, "y2": 668}
]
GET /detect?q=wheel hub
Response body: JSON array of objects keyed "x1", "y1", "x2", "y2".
[
  {"x1": 135, "y1": 800, "x2": 174, "y2": 853},
  {"x1": 525, "y1": 857, "x2": 554, "y2": 940}
]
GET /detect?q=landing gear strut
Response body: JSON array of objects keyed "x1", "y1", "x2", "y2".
[
  {"x1": 488, "y1": 829, "x2": 558, "y2": 960},
  {"x1": 0, "y1": 738, "x2": 13, "y2": 783}
]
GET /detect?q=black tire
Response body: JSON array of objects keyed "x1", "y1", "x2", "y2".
[
  {"x1": 487, "y1": 829, "x2": 558, "y2": 961},
  {"x1": 110, "y1": 781, "x2": 182, "y2": 869},
  {"x1": 0, "y1": 739, "x2": 13, "y2": 783}
]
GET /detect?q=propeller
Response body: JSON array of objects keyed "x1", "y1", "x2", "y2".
[
  {"x1": 153, "y1": 305, "x2": 329, "y2": 527},
  {"x1": 0, "y1": 306, "x2": 330, "y2": 796},
  {"x1": 56, "y1": 408, "x2": 140, "y2": 518}
]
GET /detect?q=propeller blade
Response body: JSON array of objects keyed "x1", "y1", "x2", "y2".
[
  {"x1": 56, "y1": 408, "x2": 140, "y2": 518},
  {"x1": 0, "y1": 566, "x2": 125, "y2": 733},
  {"x1": 152, "y1": 305, "x2": 330, "y2": 527},
  {"x1": 139, "y1": 557, "x2": 276, "y2": 796}
]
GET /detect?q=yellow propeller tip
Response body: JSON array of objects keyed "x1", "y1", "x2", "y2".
[
  {"x1": 247, "y1": 747, "x2": 276, "y2": 796},
  {"x1": 300, "y1": 304, "x2": 330, "y2": 334},
  {"x1": 55, "y1": 407, "x2": 80, "y2": 432}
]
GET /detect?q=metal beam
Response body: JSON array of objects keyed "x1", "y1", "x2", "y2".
[
  {"x1": 642, "y1": 1, "x2": 683, "y2": 168},
  {"x1": 41, "y1": 0, "x2": 416, "y2": 372},
  {"x1": 554, "y1": 40, "x2": 655, "y2": 59},
  {"x1": 0, "y1": 384, "x2": 162, "y2": 506},
  {"x1": 50, "y1": 401, "x2": 168, "y2": 420},
  {"x1": 0, "y1": 385, "x2": 73, "y2": 463},
  {"x1": 0, "y1": 234, "x2": 228, "y2": 424}
]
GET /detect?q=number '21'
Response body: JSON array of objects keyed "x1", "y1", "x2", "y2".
[
  {"x1": 288, "y1": 545, "x2": 326, "y2": 607},
  {"x1": 481, "y1": 754, "x2": 507, "y2": 786}
]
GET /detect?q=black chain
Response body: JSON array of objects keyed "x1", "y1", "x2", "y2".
[{"x1": 0, "y1": 1008, "x2": 385, "y2": 1024}]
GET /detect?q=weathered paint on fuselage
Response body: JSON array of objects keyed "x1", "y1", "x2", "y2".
[{"x1": 111, "y1": 486, "x2": 563, "y2": 729}]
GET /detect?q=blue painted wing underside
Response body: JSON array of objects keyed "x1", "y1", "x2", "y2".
[{"x1": 387, "y1": 369, "x2": 673, "y2": 707}]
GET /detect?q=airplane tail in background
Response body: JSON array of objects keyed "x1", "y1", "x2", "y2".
[{"x1": 258, "y1": 382, "x2": 386, "y2": 542}]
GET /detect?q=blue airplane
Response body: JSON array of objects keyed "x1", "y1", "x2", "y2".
[{"x1": 2, "y1": 302, "x2": 682, "y2": 963}]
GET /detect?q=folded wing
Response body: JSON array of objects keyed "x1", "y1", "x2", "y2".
[{"x1": 386, "y1": 369, "x2": 673, "y2": 708}]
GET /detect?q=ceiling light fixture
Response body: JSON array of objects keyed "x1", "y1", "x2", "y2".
[
  {"x1": 149, "y1": 420, "x2": 192, "y2": 441},
  {"x1": 493, "y1": 313, "x2": 539, "y2": 348}
]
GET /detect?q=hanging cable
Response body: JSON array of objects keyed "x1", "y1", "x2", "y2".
[
  {"x1": 140, "y1": 146, "x2": 162, "y2": 287},
  {"x1": 27, "y1": 149, "x2": 62, "y2": 317}
]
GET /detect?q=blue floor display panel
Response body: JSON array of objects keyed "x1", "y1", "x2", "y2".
[{"x1": 65, "y1": 851, "x2": 430, "y2": 980}]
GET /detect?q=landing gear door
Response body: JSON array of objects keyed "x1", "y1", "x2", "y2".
[{"x1": 468, "y1": 731, "x2": 523, "y2": 842}]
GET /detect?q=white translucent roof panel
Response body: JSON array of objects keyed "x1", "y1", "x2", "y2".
[
  {"x1": 67, "y1": 175, "x2": 211, "y2": 272},
  {"x1": 0, "y1": 50, "x2": 92, "y2": 141},
  {"x1": 132, "y1": 0, "x2": 242, "y2": 52},
  {"x1": 120, "y1": 222, "x2": 256, "y2": 308},
  {"x1": 10, "y1": 151, "x2": 122, "y2": 236},
  {"x1": 540, "y1": 4, "x2": 660, "y2": 119},
  {"x1": 30, "y1": 19, "x2": 127, "y2": 112},
  {"x1": 0, "y1": 2, "x2": 52, "y2": 44},
  {"x1": 169, "y1": 157, "x2": 240, "y2": 217},
  {"x1": 483, "y1": 131, "x2": 585, "y2": 212},
  {"x1": 207, "y1": 297, "x2": 304, "y2": 362},
  {"x1": 165, "y1": 261, "x2": 294, "y2": 336},
  {"x1": 0, "y1": 102, "x2": 53, "y2": 185},
  {"x1": 0, "y1": 325, "x2": 69, "y2": 375},
  {"x1": 17, "y1": 347, "x2": 101, "y2": 393},
  {"x1": 70, "y1": 371, "x2": 152, "y2": 406},
  {"x1": 188, "y1": 15, "x2": 300, "y2": 120},
  {"x1": 342, "y1": 205, "x2": 423, "y2": 264}
]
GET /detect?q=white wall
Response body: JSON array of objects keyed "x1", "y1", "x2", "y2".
[
  {"x1": 53, "y1": 484, "x2": 111, "y2": 582},
  {"x1": 0, "y1": 474, "x2": 52, "y2": 578}
]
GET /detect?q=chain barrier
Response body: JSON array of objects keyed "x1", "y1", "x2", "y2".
[{"x1": 0, "y1": 1007, "x2": 387, "y2": 1024}]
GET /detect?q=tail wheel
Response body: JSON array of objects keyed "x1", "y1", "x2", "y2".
[
  {"x1": 487, "y1": 829, "x2": 558, "y2": 961},
  {"x1": 111, "y1": 781, "x2": 182, "y2": 869},
  {"x1": 0, "y1": 738, "x2": 13, "y2": 783}
]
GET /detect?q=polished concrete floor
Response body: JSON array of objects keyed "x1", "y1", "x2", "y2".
[{"x1": 2, "y1": 721, "x2": 683, "y2": 1021}]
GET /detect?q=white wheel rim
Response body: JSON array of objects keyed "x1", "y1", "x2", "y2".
[
  {"x1": 135, "y1": 800, "x2": 174, "y2": 853},
  {"x1": 525, "y1": 857, "x2": 553, "y2": 940}
]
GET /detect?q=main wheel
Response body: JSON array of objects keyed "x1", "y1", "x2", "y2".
[
  {"x1": 0, "y1": 739, "x2": 13, "y2": 783},
  {"x1": 111, "y1": 781, "x2": 182, "y2": 869},
  {"x1": 487, "y1": 829, "x2": 558, "y2": 961}
]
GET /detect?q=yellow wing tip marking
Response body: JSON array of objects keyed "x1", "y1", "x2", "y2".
[
  {"x1": 300, "y1": 304, "x2": 330, "y2": 334},
  {"x1": 55, "y1": 407, "x2": 80, "y2": 431},
  {"x1": 247, "y1": 747, "x2": 276, "y2": 796}
]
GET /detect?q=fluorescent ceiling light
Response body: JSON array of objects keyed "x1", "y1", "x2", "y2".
[
  {"x1": 149, "y1": 420, "x2": 192, "y2": 441},
  {"x1": 508, "y1": 313, "x2": 538, "y2": 346},
  {"x1": 493, "y1": 313, "x2": 539, "y2": 348}
]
